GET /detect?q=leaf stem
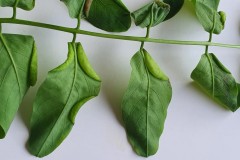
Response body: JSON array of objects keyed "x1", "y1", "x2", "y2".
[
  {"x1": 0, "y1": 18, "x2": 240, "y2": 49},
  {"x1": 140, "y1": 25, "x2": 151, "y2": 51},
  {"x1": 72, "y1": 4, "x2": 84, "y2": 43},
  {"x1": 140, "y1": 5, "x2": 154, "y2": 51},
  {"x1": 12, "y1": 0, "x2": 19, "y2": 19},
  {"x1": 72, "y1": 17, "x2": 81, "y2": 43},
  {"x1": 205, "y1": 13, "x2": 216, "y2": 54}
]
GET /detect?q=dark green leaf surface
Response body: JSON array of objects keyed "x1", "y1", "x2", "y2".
[
  {"x1": 192, "y1": 0, "x2": 225, "y2": 34},
  {"x1": 132, "y1": 1, "x2": 170, "y2": 28},
  {"x1": 191, "y1": 53, "x2": 240, "y2": 112},
  {"x1": 122, "y1": 50, "x2": 172, "y2": 157},
  {"x1": 85, "y1": 0, "x2": 131, "y2": 32},
  {"x1": 62, "y1": 0, "x2": 131, "y2": 32},
  {"x1": 0, "y1": 34, "x2": 37, "y2": 138},
  {"x1": 0, "y1": 0, "x2": 35, "y2": 10},
  {"x1": 28, "y1": 42, "x2": 101, "y2": 157},
  {"x1": 163, "y1": 0, "x2": 184, "y2": 21}
]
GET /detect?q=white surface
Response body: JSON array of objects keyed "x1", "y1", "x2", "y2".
[{"x1": 1, "y1": 0, "x2": 240, "y2": 159}]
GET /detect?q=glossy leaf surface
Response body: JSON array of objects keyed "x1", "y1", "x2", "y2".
[
  {"x1": 122, "y1": 49, "x2": 172, "y2": 157},
  {"x1": 163, "y1": 0, "x2": 184, "y2": 20},
  {"x1": 132, "y1": 1, "x2": 170, "y2": 28},
  {"x1": 62, "y1": 0, "x2": 131, "y2": 32},
  {"x1": 0, "y1": 0, "x2": 35, "y2": 10},
  {"x1": 86, "y1": 0, "x2": 131, "y2": 32},
  {"x1": 192, "y1": 0, "x2": 225, "y2": 34},
  {"x1": 28, "y1": 42, "x2": 101, "y2": 157},
  {"x1": 0, "y1": 34, "x2": 37, "y2": 138},
  {"x1": 191, "y1": 53, "x2": 240, "y2": 112}
]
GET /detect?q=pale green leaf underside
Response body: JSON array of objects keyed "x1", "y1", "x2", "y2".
[
  {"x1": 0, "y1": 0, "x2": 35, "y2": 10},
  {"x1": 122, "y1": 50, "x2": 172, "y2": 157},
  {"x1": 28, "y1": 42, "x2": 101, "y2": 157},
  {"x1": 132, "y1": 0, "x2": 170, "y2": 28},
  {"x1": 192, "y1": 0, "x2": 225, "y2": 34},
  {"x1": 191, "y1": 53, "x2": 240, "y2": 112},
  {"x1": 61, "y1": 0, "x2": 131, "y2": 32},
  {"x1": 60, "y1": 0, "x2": 85, "y2": 18},
  {"x1": 0, "y1": 34, "x2": 37, "y2": 138},
  {"x1": 192, "y1": 0, "x2": 220, "y2": 10}
]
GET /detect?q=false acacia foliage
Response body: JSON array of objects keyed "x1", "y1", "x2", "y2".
[
  {"x1": 191, "y1": 53, "x2": 240, "y2": 112},
  {"x1": 61, "y1": 0, "x2": 131, "y2": 32},
  {"x1": 0, "y1": 34, "x2": 37, "y2": 139},
  {"x1": 122, "y1": 50, "x2": 172, "y2": 157},
  {"x1": 28, "y1": 42, "x2": 101, "y2": 157}
]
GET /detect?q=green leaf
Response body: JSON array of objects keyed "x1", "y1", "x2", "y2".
[
  {"x1": 163, "y1": 0, "x2": 184, "y2": 21},
  {"x1": 0, "y1": 0, "x2": 35, "y2": 10},
  {"x1": 191, "y1": 0, "x2": 220, "y2": 10},
  {"x1": 60, "y1": 0, "x2": 85, "y2": 18},
  {"x1": 122, "y1": 49, "x2": 172, "y2": 157},
  {"x1": 191, "y1": 53, "x2": 240, "y2": 112},
  {"x1": 132, "y1": 0, "x2": 184, "y2": 28},
  {"x1": 28, "y1": 42, "x2": 101, "y2": 157},
  {"x1": 132, "y1": 0, "x2": 170, "y2": 28},
  {"x1": 61, "y1": 0, "x2": 131, "y2": 32},
  {"x1": 0, "y1": 34, "x2": 37, "y2": 139},
  {"x1": 192, "y1": 0, "x2": 226, "y2": 34},
  {"x1": 85, "y1": 0, "x2": 131, "y2": 32}
]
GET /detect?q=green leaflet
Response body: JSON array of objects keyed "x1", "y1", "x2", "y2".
[
  {"x1": 132, "y1": 0, "x2": 184, "y2": 28},
  {"x1": 191, "y1": 0, "x2": 226, "y2": 34},
  {"x1": 191, "y1": 53, "x2": 240, "y2": 112},
  {"x1": 28, "y1": 42, "x2": 101, "y2": 157},
  {"x1": 0, "y1": 0, "x2": 35, "y2": 10},
  {"x1": 61, "y1": 0, "x2": 131, "y2": 32},
  {"x1": 86, "y1": 0, "x2": 131, "y2": 32},
  {"x1": 122, "y1": 49, "x2": 172, "y2": 157},
  {"x1": 60, "y1": 0, "x2": 85, "y2": 18},
  {"x1": 191, "y1": 0, "x2": 220, "y2": 10},
  {"x1": 0, "y1": 34, "x2": 37, "y2": 139},
  {"x1": 132, "y1": 0, "x2": 170, "y2": 28}
]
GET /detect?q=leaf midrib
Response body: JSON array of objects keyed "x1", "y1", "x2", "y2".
[
  {"x1": 0, "y1": 35, "x2": 21, "y2": 95},
  {"x1": 36, "y1": 44, "x2": 78, "y2": 156},
  {"x1": 205, "y1": 53, "x2": 215, "y2": 96},
  {"x1": 141, "y1": 51, "x2": 150, "y2": 156}
]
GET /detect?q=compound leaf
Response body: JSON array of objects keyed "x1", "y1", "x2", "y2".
[
  {"x1": 0, "y1": 34, "x2": 37, "y2": 138},
  {"x1": 28, "y1": 42, "x2": 101, "y2": 157},
  {"x1": 191, "y1": 53, "x2": 240, "y2": 112},
  {"x1": 122, "y1": 49, "x2": 172, "y2": 157}
]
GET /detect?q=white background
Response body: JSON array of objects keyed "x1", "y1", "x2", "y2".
[{"x1": 1, "y1": 0, "x2": 240, "y2": 159}]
